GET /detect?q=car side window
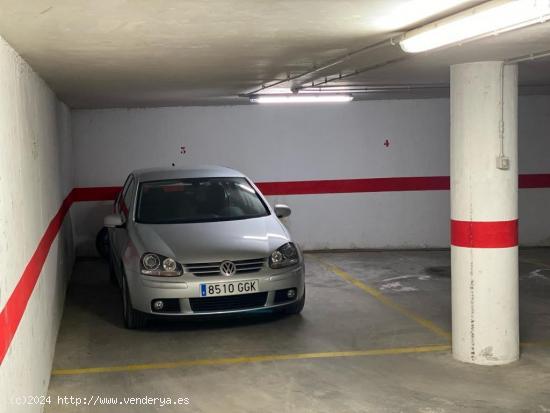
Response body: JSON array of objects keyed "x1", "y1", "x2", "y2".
[
  {"x1": 121, "y1": 177, "x2": 136, "y2": 219},
  {"x1": 117, "y1": 175, "x2": 133, "y2": 217}
]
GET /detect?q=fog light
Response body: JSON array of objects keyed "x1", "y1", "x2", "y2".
[
  {"x1": 153, "y1": 300, "x2": 164, "y2": 311},
  {"x1": 287, "y1": 289, "x2": 297, "y2": 299}
]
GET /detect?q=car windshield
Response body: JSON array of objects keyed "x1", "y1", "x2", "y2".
[{"x1": 135, "y1": 177, "x2": 270, "y2": 224}]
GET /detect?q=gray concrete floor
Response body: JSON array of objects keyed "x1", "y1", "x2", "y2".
[{"x1": 47, "y1": 249, "x2": 550, "y2": 412}]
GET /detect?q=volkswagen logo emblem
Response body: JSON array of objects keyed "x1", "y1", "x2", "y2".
[{"x1": 220, "y1": 260, "x2": 236, "y2": 277}]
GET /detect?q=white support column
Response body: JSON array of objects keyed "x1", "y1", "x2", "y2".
[{"x1": 450, "y1": 61, "x2": 519, "y2": 365}]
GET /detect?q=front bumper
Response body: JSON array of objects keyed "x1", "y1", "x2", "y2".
[{"x1": 126, "y1": 264, "x2": 305, "y2": 316}]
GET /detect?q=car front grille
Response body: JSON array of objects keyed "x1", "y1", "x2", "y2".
[
  {"x1": 189, "y1": 292, "x2": 268, "y2": 312},
  {"x1": 184, "y1": 258, "x2": 265, "y2": 276}
]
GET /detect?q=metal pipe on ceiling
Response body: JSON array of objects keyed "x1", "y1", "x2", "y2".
[
  {"x1": 244, "y1": 5, "x2": 550, "y2": 98},
  {"x1": 298, "y1": 83, "x2": 550, "y2": 96},
  {"x1": 293, "y1": 47, "x2": 550, "y2": 93},
  {"x1": 301, "y1": 84, "x2": 449, "y2": 93},
  {"x1": 506, "y1": 49, "x2": 550, "y2": 64},
  {"x1": 297, "y1": 56, "x2": 409, "y2": 90},
  {"x1": 244, "y1": 37, "x2": 401, "y2": 96}
]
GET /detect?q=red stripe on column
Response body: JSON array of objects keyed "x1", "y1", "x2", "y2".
[
  {"x1": 0, "y1": 190, "x2": 75, "y2": 363},
  {"x1": 451, "y1": 219, "x2": 518, "y2": 248}
]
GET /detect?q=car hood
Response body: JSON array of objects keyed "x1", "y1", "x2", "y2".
[{"x1": 134, "y1": 216, "x2": 291, "y2": 263}]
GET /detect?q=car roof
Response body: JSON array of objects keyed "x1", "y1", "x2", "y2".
[{"x1": 132, "y1": 165, "x2": 246, "y2": 182}]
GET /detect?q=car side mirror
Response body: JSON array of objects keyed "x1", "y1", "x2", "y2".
[
  {"x1": 274, "y1": 204, "x2": 291, "y2": 219},
  {"x1": 104, "y1": 213, "x2": 124, "y2": 228}
]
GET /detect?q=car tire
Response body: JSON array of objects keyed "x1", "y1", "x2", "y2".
[
  {"x1": 285, "y1": 288, "x2": 305, "y2": 315},
  {"x1": 122, "y1": 274, "x2": 147, "y2": 329},
  {"x1": 108, "y1": 252, "x2": 118, "y2": 286},
  {"x1": 95, "y1": 227, "x2": 110, "y2": 260}
]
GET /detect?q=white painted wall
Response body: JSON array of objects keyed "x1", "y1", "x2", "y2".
[
  {"x1": 0, "y1": 37, "x2": 73, "y2": 412},
  {"x1": 517, "y1": 95, "x2": 550, "y2": 246},
  {"x1": 71, "y1": 95, "x2": 550, "y2": 254}
]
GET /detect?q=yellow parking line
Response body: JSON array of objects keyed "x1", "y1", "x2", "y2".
[
  {"x1": 520, "y1": 340, "x2": 550, "y2": 347},
  {"x1": 312, "y1": 256, "x2": 451, "y2": 341},
  {"x1": 49, "y1": 340, "x2": 550, "y2": 377},
  {"x1": 51, "y1": 344, "x2": 450, "y2": 376}
]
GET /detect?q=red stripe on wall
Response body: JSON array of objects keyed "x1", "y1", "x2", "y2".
[
  {"x1": 519, "y1": 173, "x2": 550, "y2": 189},
  {"x1": 1, "y1": 173, "x2": 549, "y2": 364},
  {"x1": 451, "y1": 219, "x2": 519, "y2": 248},
  {"x1": 71, "y1": 173, "x2": 550, "y2": 199},
  {"x1": 73, "y1": 186, "x2": 121, "y2": 202},
  {"x1": 256, "y1": 176, "x2": 451, "y2": 195},
  {"x1": 0, "y1": 190, "x2": 75, "y2": 363}
]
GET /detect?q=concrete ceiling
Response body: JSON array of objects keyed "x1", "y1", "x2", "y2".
[{"x1": 1, "y1": 0, "x2": 550, "y2": 108}]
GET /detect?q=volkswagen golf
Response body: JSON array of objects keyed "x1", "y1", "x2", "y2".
[{"x1": 104, "y1": 166, "x2": 305, "y2": 328}]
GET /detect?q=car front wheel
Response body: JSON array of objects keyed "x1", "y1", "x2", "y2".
[
  {"x1": 108, "y1": 252, "x2": 118, "y2": 286},
  {"x1": 122, "y1": 274, "x2": 147, "y2": 329}
]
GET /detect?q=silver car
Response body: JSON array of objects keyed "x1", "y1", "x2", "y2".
[{"x1": 104, "y1": 166, "x2": 305, "y2": 328}]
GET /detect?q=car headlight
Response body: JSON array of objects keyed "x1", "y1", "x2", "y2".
[
  {"x1": 141, "y1": 253, "x2": 182, "y2": 276},
  {"x1": 269, "y1": 242, "x2": 300, "y2": 269}
]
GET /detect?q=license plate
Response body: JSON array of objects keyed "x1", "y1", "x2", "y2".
[{"x1": 200, "y1": 280, "x2": 259, "y2": 297}]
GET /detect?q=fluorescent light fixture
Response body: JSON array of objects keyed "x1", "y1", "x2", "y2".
[
  {"x1": 400, "y1": 0, "x2": 550, "y2": 53},
  {"x1": 250, "y1": 94, "x2": 354, "y2": 104}
]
